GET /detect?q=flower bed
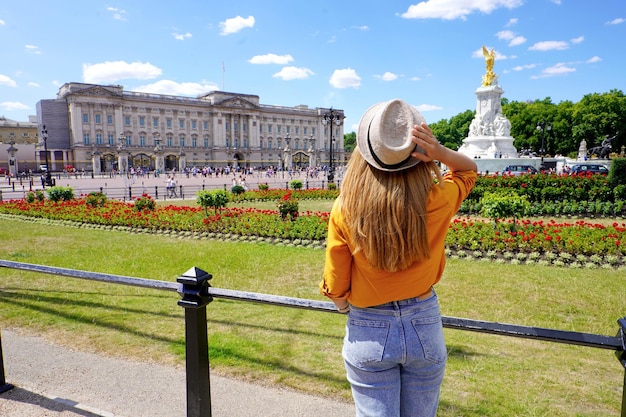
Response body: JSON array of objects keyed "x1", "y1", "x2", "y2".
[
  {"x1": 1, "y1": 192, "x2": 625, "y2": 268},
  {"x1": 446, "y1": 217, "x2": 626, "y2": 267}
]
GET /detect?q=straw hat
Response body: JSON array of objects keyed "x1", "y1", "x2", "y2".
[{"x1": 356, "y1": 98, "x2": 425, "y2": 171}]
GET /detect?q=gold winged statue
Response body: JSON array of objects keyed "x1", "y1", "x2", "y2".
[{"x1": 482, "y1": 46, "x2": 497, "y2": 86}]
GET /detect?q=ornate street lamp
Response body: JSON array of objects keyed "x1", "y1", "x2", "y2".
[
  {"x1": 322, "y1": 108, "x2": 342, "y2": 182},
  {"x1": 40, "y1": 125, "x2": 53, "y2": 186},
  {"x1": 536, "y1": 121, "x2": 551, "y2": 156}
]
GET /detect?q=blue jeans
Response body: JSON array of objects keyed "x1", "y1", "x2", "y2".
[{"x1": 342, "y1": 290, "x2": 447, "y2": 417}]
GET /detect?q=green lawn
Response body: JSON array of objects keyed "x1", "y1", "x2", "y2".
[{"x1": 0, "y1": 218, "x2": 624, "y2": 416}]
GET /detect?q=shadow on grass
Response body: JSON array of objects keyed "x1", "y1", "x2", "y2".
[{"x1": 0, "y1": 288, "x2": 348, "y2": 387}]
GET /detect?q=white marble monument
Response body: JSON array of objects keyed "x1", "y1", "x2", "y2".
[{"x1": 458, "y1": 46, "x2": 518, "y2": 159}]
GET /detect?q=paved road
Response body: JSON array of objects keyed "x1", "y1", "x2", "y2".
[
  {"x1": 1, "y1": 329, "x2": 354, "y2": 417},
  {"x1": 0, "y1": 169, "x2": 340, "y2": 201}
]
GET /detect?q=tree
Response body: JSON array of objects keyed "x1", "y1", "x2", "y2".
[
  {"x1": 344, "y1": 131, "x2": 356, "y2": 153},
  {"x1": 572, "y1": 90, "x2": 626, "y2": 152},
  {"x1": 429, "y1": 110, "x2": 474, "y2": 150}
]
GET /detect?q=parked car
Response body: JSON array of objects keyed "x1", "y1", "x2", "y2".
[
  {"x1": 503, "y1": 165, "x2": 538, "y2": 176},
  {"x1": 569, "y1": 163, "x2": 609, "y2": 175}
]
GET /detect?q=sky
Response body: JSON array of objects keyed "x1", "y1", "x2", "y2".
[{"x1": 1, "y1": 0, "x2": 625, "y2": 133}]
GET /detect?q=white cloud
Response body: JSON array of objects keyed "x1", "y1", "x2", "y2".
[
  {"x1": 376, "y1": 72, "x2": 398, "y2": 81},
  {"x1": 0, "y1": 101, "x2": 29, "y2": 111},
  {"x1": 529, "y1": 41, "x2": 569, "y2": 51},
  {"x1": 83, "y1": 61, "x2": 162, "y2": 84},
  {"x1": 531, "y1": 63, "x2": 575, "y2": 79},
  {"x1": 248, "y1": 54, "x2": 294, "y2": 65},
  {"x1": 133, "y1": 80, "x2": 219, "y2": 96},
  {"x1": 25, "y1": 44, "x2": 42, "y2": 54},
  {"x1": 586, "y1": 56, "x2": 602, "y2": 64},
  {"x1": 508, "y1": 36, "x2": 526, "y2": 46},
  {"x1": 512, "y1": 64, "x2": 536, "y2": 71},
  {"x1": 496, "y1": 30, "x2": 526, "y2": 46},
  {"x1": 607, "y1": 17, "x2": 625, "y2": 25},
  {"x1": 415, "y1": 104, "x2": 442, "y2": 112},
  {"x1": 173, "y1": 32, "x2": 192, "y2": 41},
  {"x1": 329, "y1": 68, "x2": 361, "y2": 89},
  {"x1": 351, "y1": 25, "x2": 369, "y2": 31},
  {"x1": 505, "y1": 18, "x2": 518, "y2": 27},
  {"x1": 0, "y1": 19, "x2": 5, "y2": 26},
  {"x1": 106, "y1": 7, "x2": 126, "y2": 21},
  {"x1": 273, "y1": 67, "x2": 314, "y2": 80},
  {"x1": 410, "y1": 76, "x2": 421, "y2": 81},
  {"x1": 0, "y1": 74, "x2": 17, "y2": 87},
  {"x1": 571, "y1": 36, "x2": 584, "y2": 44},
  {"x1": 27, "y1": 82, "x2": 40, "y2": 87},
  {"x1": 219, "y1": 16, "x2": 255, "y2": 35},
  {"x1": 401, "y1": 0, "x2": 523, "y2": 21},
  {"x1": 496, "y1": 30, "x2": 514, "y2": 40}
]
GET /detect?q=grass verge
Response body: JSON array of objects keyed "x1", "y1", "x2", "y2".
[{"x1": 0, "y1": 218, "x2": 624, "y2": 416}]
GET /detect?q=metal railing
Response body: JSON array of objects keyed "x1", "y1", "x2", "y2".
[{"x1": 0, "y1": 259, "x2": 624, "y2": 416}]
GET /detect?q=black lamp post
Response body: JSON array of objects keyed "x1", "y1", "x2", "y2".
[
  {"x1": 40, "y1": 125, "x2": 53, "y2": 186},
  {"x1": 322, "y1": 108, "x2": 342, "y2": 183},
  {"x1": 536, "y1": 121, "x2": 551, "y2": 156}
]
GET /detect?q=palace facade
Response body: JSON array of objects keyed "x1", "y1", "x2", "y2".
[
  {"x1": 36, "y1": 82, "x2": 345, "y2": 174},
  {"x1": 0, "y1": 116, "x2": 39, "y2": 176}
]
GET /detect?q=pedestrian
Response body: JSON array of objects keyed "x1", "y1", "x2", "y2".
[{"x1": 319, "y1": 99, "x2": 477, "y2": 417}]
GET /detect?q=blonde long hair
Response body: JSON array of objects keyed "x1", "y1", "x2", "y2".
[{"x1": 339, "y1": 150, "x2": 442, "y2": 272}]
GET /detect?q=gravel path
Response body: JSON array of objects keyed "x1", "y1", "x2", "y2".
[{"x1": 0, "y1": 329, "x2": 354, "y2": 417}]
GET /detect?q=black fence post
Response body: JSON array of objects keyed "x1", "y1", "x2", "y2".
[
  {"x1": 177, "y1": 267, "x2": 213, "y2": 417},
  {"x1": 179, "y1": 185, "x2": 184, "y2": 199},
  {"x1": 155, "y1": 186, "x2": 159, "y2": 199},
  {"x1": 128, "y1": 187, "x2": 132, "y2": 200},
  {"x1": 617, "y1": 317, "x2": 626, "y2": 417},
  {"x1": 0, "y1": 331, "x2": 14, "y2": 393}
]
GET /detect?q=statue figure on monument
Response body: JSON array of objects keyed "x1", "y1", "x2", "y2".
[
  {"x1": 493, "y1": 113, "x2": 511, "y2": 136},
  {"x1": 469, "y1": 115, "x2": 483, "y2": 137},
  {"x1": 481, "y1": 46, "x2": 497, "y2": 87}
]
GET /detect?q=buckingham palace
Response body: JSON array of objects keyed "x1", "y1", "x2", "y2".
[{"x1": 36, "y1": 82, "x2": 345, "y2": 175}]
